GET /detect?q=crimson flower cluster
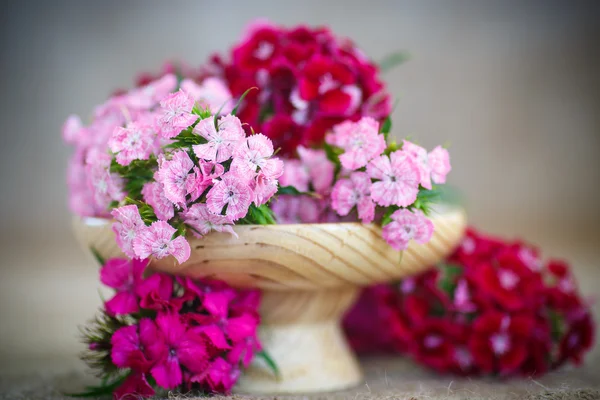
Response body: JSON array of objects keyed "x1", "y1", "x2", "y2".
[
  {"x1": 84, "y1": 258, "x2": 261, "y2": 399},
  {"x1": 148, "y1": 20, "x2": 391, "y2": 155},
  {"x1": 343, "y1": 228, "x2": 594, "y2": 377}
]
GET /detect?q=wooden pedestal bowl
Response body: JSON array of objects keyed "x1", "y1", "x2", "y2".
[{"x1": 72, "y1": 206, "x2": 467, "y2": 394}]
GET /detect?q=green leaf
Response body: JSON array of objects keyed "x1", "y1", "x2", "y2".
[
  {"x1": 436, "y1": 263, "x2": 463, "y2": 295},
  {"x1": 379, "y1": 51, "x2": 410, "y2": 73},
  {"x1": 65, "y1": 373, "x2": 129, "y2": 398},
  {"x1": 381, "y1": 115, "x2": 392, "y2": 142},
  {"x1": 231, "y1": 87, "x2": 258, "y2": 116},
  {"x1": 277, "y1": 185, "x2": 321, "y2": 198},
  {"x1": 381, "y1": 205, "x2": 400, "y2": 226},
  {"x1": 90, "y1": 247, "x2": 106, "y2": 266},
  {"x1": 257, "y1": 350, "x2": 281, "y2": 379},
  {"x1": 549, "y1": 309, "x2": 565, "y2": 341}
]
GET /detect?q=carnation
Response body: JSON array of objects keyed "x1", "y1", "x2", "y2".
[{"x1": 343, "y1": 228, "x2": 595, "y2": 377}]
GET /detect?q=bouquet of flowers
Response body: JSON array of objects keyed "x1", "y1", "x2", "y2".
[
  {"x1": 344, "y1": 228, "x2": 595, "y2": 376},
  {"x1": 77, "y1": 257, "x2": 263, "y2": 398}
]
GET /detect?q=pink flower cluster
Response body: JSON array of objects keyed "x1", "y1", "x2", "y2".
[
  {"x1": 326, "y1": 117, "x2": 451, "y2": 250},
  {"x1": 192, "y1": 20, "x2": 391, "y2": 155},
  {"x1": 94, "y1": 258, "x2": 261, "y2": 398},
  {"x1": 64, "y1": 74, "x2": 283, "y2": 264},
  {"x1": 344, "y1": 229, "x2": 595, "y2": 377}
]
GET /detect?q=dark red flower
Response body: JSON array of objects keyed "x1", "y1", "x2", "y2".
[
  {"x1": 557, "y1": 313, "x2": 594, "y2": 366},
  {"x1": 113, "y1": 372, "x2": 155, "y2": 400}
]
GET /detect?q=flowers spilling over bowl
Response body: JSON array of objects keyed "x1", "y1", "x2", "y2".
[
  {"x1": 64, "y1": 73, "x2": 451, "y2": 264},
  {"x1": 344, "y1": 228, "x2": 595, "y2": 377}
]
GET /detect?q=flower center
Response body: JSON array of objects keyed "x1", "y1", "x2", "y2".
[
  {"x1": 254, "y1": 42, "x2": 274, "y2": 60},
  {"x1": 169, "y1": 348, "x2": 177, "y2": 357},
  {"x1": 318, "y1": 73, "x2": 338, "y2": 94},
  {"x1": 490, "y1": 333, "x2": 510, "y2": 355},
  {"x1": 424, "y1": 334, "x2": 442, "y2": 349},
  {"x1": 498, "y1": 269, "x2": 519, "y2": 290}
]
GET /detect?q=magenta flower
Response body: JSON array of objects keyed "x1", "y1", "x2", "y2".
[
  {"x1": 429, "y1": 145, "x2": 451, "y2": 184},
  {"x1": 111, "y1": 318, "x2": 159, "y2": 371},
  {"x1": 181, "y1": 77, "x2": 234, "y2": 114},
  {"x1": 381, "y1": 209, "x2": 434, "y2": 251},
  {"x1": 331, "y1": 171, "x2": 375, "y2": 223},
  {"x1": 327, "y1": 117, "x2": 386, "y2": 171},
  {"x1": 156, "y1": 89, "x2": 198, "y2": 138},
  {"x1": 100, "y1": 258, "x2": 148, "y2": 316},
  {"x1": 231, "y1": 133, "x2": 284, "y2": 180},
  {"x1": 150, "y1": 313, "x2": 209, "y2": 389},
  {"x1": 193, "y1": 115, "x2": 245, "y2": 162},
  {"x1": 206, "y1": 172, "x2": 253, "y2": 220},
  {"x1": 109, "y1": 122, "x2": 156, "y2": 166},
  {"x1": 133, "y1": 221, "x2": 191, "y2": 264},
  {"x1": 367, "y1": 151, "x2": 420, "y2": 207},
  {"x1": 111, "y1": 205, "x2": 146, "y2": 259},
  {"x1": 141, "y1": 182, "x2": 174, "y2": 221},
  {"x1": 183, "y1": 203, "x2": 237, "y2": 238},
  {"x1": 113, "y1": 371, "x2": 155, "y2": 400},
  {"x1": 136, "y1": 273, "x2": 175, "y2": 312},
  {"x1": 155, "y1": 150, "x2": 195, "y2": 206},
  {"x1": 193, "y1": 357, "x2": 240, "y2": 394}
]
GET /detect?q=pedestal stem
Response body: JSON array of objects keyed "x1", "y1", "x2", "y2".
[{"x1": 234, "y1": 288, "x2": 362, "y2": 394}]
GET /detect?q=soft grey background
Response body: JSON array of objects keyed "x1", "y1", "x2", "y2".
[{"x1": 1, "y1": 0, "x2": 599, "y2": 374}]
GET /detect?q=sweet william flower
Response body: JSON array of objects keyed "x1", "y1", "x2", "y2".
[
  {"x1": 231, "y1": 133, "x2": 284, "y2": 180},
  {"x1": 206, "y1": 172, "x2": 253, "y2": 220},
  {"x1": 150, "y1": 313, "x2": 209, "y2": 389},
  {"x1": 181, "y1": 77, "x2": 234, "y2": 114},
  {"x1": 367, "y1": 151, "x2": 420, "y2": 207},
  {"x1": 382, "y1": 209, "x2": 434, "y2": 251},
  {"x1": 183, "y1": 203, "x2": 237, "y2": 238},
  {"x1": 193, "y1": 357, "x2": 239, "y2": 394},
  {"x1": 113, "y1": 371, "x2": 155, "y2": 400},
  {"x1": 328, "y1": 117, "x2": 386, "y2": 171},
  {"x1": 278, "y1": 159, "x2": 310, "y2": 192},
  {"x1": 127, "y1": 73, "x2": 177, "y2": 110},
  {"x1": 100, "y1": 258, "x2": 149, "y2": 316},
  {"x1": 331, "y1": 171, "x2": 375, "y2": 223},
  {"x1": 62, "y1": 114, "x2": 82, "y2": 144},
  {"x1": 109, "y1": 122, "x2": 156, "y2": 166},
  {"x1": 111, "y1": 318, "x2": 161, "y2": 371},
  {"x1": 251, "y1": 171, "x2": 279, "y2": 207},
  {"x1": 156, "y1": 89, "x2": 198, "y2": 138},
  {"x1": 133, "y1": 221, "x2": 191, "y2": 264},
  {"x1": 193, "y1": 115, "x2": 245, "y2": 162},
  {"x1": 141, "y1": 182, "x2": 174, "y2": 221},
  {"x1": 428, "y1": 145, "x2": 451, "y2": 185},
  {"x1": 111, "y1": 205, "x2": 146, "y2": 259},
  {"x1": 155, "y1": 150, "x2": 195, "y2": 206},
  {"x1": 297, "y1": 146, "x2": 334, "y2": 195}
]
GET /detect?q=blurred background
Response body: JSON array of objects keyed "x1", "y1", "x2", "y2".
[{"x1": 1, "y1": 0, "x2": 599, "y2": 374}]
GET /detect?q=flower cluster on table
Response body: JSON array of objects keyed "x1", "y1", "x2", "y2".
[
  {"x1": 344, "y1": 228, "x2": 595, "y2": 377},
  {"x1": 81, "y1": 257, "x2": 262, "y2": 398}
]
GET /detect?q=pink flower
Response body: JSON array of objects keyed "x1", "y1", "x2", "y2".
[
  {"x1": 155, "y1": 150, "x2": 195, "y2": 206},
  {"x1": 429, "y1": 145, "x2": 451, "y2": 184},
  {"x1": 109, "y1": 122, "x2": 156, "y2": 166},
  {"x1": 100, "y1": 258, "x2": 148, "y2": 316},
  {"x1": 402, "y1": 140, "x2": 432, "y2": 190},
  {"x1": 232, "y1": 133, "x2": 284, "y2": 180},
  {"x1": 270, "y1": 195, "x2": 322, "y2": 223},
  {"x1": 251, "y1": 171, "x2": 279, "y2": 206},
  {"x1": 279, "y1": 159, "x2": 310, "y2": 192},
  {"x1": 297, "y1": 146, "x2": 334, "y2": 195},
  {"x1": 367, "y1": 151, "x2": 420, "y2": 207},
  {"x1": 111, "y1": 205, "x2": 146, "y2": 259},
  {"x1": 331, "y1": 172, "x2": 375, "y2": 223},
  {"x1": 141, "y1": 182, "x2": 174, "y2": 221},
  {"x1": 193, "y1": 115, "x2": 245, "y2": 162},
  {"x1": 156, "y1": 89, "x2": 198, "y2": 138},
  {"x1": 328, "y1": 117, "x2": 386, "y2": 170},
  {"x1": 127, "y1": 73, "x2": 177, "y2": 110},
  {"x1": 186, "y1": 161, "x2": 225, "y2": 202},
  {"x1": 133, "y1": 221, "x2": 191, "y2": 264},
  {"x1": 113, "y1": 371, "x2": 155, "y2": 400},
  {"x1": 382, "y1": 209, "x2": 434, "y2": 251},
  {"x1": 181, "y1": 77, "x2": 234, "y2": 114},
  {"x1": 150, "y1": 313, "x2": 209, "y2": 389},
  {"x1": 183, "y1": 203, "x2": 237, "y2": 238},
  {"x1": 206, "y1": 172, "x2": 253, "y2": 220},
  {"x1": 62, "y1": 114, "x2": 82, "y2": 144},
  {"x1": 87, "y1": 155, "x2": 126, "y2": 211}
]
